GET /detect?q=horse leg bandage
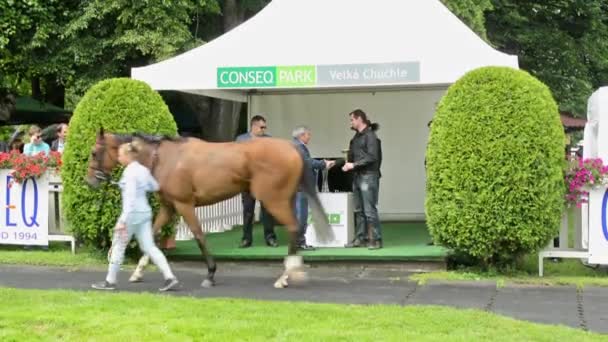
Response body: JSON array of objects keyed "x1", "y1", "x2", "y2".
[{"x1": 284, "y1": 255, "x2": 303, "y2": 271}]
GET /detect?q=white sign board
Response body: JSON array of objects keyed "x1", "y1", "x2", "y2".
[
  {"x1": 305, "y1": 192, "x2": 354, "y2": 247},
  {"x1": 0, "y1": 170, "x2": 49, "y2": 246},
  {"x1": 588, "y1": 187, "x2": 608, "y2": 264}
]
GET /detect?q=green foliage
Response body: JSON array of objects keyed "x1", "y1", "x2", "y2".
[
  {"x1": 0, "y1": 0, "x2": 219, "y2": 108},
  {"x1": 486, "y1": 0, "x2": 608, "y2": 115},
  {"x1": 425, "y1": 66, "x2": 565, "y2": 266},
  {"x1": 442, "y1": 0, "x2": 493, "y2": 40},
  {"x1": 61, "y1": 78, "x2": 177, "y2": 249}
]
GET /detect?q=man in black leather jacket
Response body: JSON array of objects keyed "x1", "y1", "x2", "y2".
[{"x1": 342, "y1": 109, "x2": 383, "y2": 249}]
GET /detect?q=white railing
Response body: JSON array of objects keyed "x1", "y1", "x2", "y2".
[
  {"x1": 175, "y1": 195, "x2": 243, "y2": 240},
  {"x1": 48, "y1": 173, "x2": 76, "y2": 253},
  {"x1": 538, "y1": 205, "x2": 587, "y2": 276},
  {"x1": 48, "y1": 175, "x2": 243, "y2": 243}
]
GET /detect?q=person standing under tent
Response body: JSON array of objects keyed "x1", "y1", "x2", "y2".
[
  {"x1": 235, "y1": 115, "x2": 279, "y2": 248},
  {"x1": 292, "y1": 125, "x2": 335, "y2": 250},
  {"x1": 343, "y1": 109, "x2": 383, "y2": 250}
]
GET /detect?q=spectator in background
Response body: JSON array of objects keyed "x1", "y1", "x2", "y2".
[
  {"x1": 7, "y1": 128, "x2": 24, "y2": 153},
  {"x1": 9, "y1": 138, "x2": 24, "y2": 153},
  {"x1": 51, "y1": 123, "x2": 68, "y2": 153},
  {"x1": 23, "y1": 125, "x2": 50, "y2": 156},
  {"x1": 292, "y1": 125, "x2": 335, "y2": 250},
  {"x1": 235, "y1": 115, "x2": 278, "y2": 248},
  {"x1": 0, "y1": 140, "x2": 8, "y2": 153}
]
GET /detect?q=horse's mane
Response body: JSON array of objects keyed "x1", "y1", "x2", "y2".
[
  {"x1": 133, "y1": 132, "x2": 185, "y2": 144},
  {"x1": 111, "y1": 132, "x2": 186, "y2": 145}
]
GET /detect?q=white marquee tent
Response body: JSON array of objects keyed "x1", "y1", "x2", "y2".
[{"x1": 132, "y1": 0, "x2": 519, "y2": 220}]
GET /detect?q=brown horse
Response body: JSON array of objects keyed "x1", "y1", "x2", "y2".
[{"x1": 86, "y1": 128, "x2": 332, "y2": 288}]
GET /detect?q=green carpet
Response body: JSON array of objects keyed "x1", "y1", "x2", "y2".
[{"x1": 168, "y1": 222, "x2": 448, "y2": 262}]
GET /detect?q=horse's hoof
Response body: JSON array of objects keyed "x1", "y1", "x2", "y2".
[
  {"x1": 201, "y1": 279, "x2": 215, "y2": 288},
  {"x1": 274, "y1": 274, "x2": 289, "y2": 289}
]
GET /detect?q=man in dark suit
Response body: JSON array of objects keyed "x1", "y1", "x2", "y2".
[
  {"x1": 51, "y1": 123, "x2": 68, "y2": 153},
  {"x1": 292, "y1": 126, "x2": 334, "y2": 250},
  {"x1": 235, "y1": 115, "x2": 278, "y2": 248}
]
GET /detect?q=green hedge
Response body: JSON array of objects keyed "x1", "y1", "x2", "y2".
[
  {"x1": 62, "y1": 78, "x2": 177, "y2": 249},
  {"x1": 425, "y1": 66, "x2": 565, "y2": 266}
]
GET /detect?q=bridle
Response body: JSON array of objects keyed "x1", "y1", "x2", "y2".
[{"x1": 92, "y1": 134, "x2": 114, "y2": 183}]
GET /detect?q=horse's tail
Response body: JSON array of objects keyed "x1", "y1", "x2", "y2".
[{"x1": 299, "y1": 158, "x2": 334, "y2": 243}]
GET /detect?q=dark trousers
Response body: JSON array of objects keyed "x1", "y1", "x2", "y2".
[
  {"x1": 241, "y1": 192, "x2": 276, "y2": 243},
  {"x1": 294, "y1": 191, "x2": 308, "y2": 245},
  {"x1": 353, "y1": 173, "x2": 382, "y2": 242}
]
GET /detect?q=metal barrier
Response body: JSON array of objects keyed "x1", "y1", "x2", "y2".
[{"x1": 175, "y1": 195, "x2": 243, "y2": 240}]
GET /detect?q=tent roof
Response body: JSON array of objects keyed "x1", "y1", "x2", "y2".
[{"x1": 131, "y1": 0, "x2": 518, "y2": 101}]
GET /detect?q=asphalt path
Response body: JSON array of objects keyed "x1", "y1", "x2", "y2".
[{"x1": 0, "y1": 262, "x2": 606, "y2": 333}]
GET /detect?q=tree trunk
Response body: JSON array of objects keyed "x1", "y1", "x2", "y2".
[
  {"x1": 44, "y1": 76, "x2": 66, "y2": 108},
  {"x1": 31, "y1": 77, "x2": 42, "y2": 101},
  {"x1": 189, "y1": 0, "x2": 245, "y2": 141}
]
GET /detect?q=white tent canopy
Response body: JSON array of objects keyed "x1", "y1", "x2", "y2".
[
  {"x1": 131, "y1": 0, "x2": 519, "y2": 220},
  {"x1": 131, "y1": 0, "x2": 518, "y2": 101}
]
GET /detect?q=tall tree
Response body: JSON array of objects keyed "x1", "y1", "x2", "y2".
[
  {"x1": 442, "y1": 0, "x2": 494, "y2": 40},
  {"x1": 486, "y1": 0, "x2": 608, "y2": 115},
  {"x1": 0, "y1": 0, "x2": 219, "y2": 109}
]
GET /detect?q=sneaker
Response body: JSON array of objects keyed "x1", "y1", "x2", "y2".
[
  {"x1": 297, "y1": 244, "x2": 316, "y2": 251},
  {"x1": 91, "y1": 281, "x2": 116, "y2": 291},
  {"x1": 159, "y1": 278, "x2": 179, "y2": 292},
  {"x1": 345, "y1": 238, "x2": 366, "y2": 248},
  {"x1": 266, "y1": 238, "x2": 279, "y2": 247},
  {"x1": 368, "y1": 240, "x2": 383, "y2": 250}
]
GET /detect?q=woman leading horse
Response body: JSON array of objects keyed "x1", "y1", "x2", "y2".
[{"x1": 86, "y1": 128, "x2": 332, "y2": 288}]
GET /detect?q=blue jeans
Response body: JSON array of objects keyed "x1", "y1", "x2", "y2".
[
  {"x1": 353, "y1": 173, "x2": 382, "y2": 242},
  {"x1": 294, "y1": 192, "x2": 308, "y2": 245},
  {"x1": 106, "y1": 211, "x2": 174, "y2": 284}
]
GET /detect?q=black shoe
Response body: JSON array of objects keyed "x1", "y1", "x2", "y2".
[
  {"x1": 368, "y1": 240, "x2": 383, "y2": 250},
  {"x1": 239, "y1": 240, "x2": 252, "y2": 248},
  {"x1": 91, "y1": 281, "x2": 116, "y2": 291},
  {"x1": 345, "y1": 238, "x2": 366, "y2": 248},
  {"x1": 159, "y1": 278, "x2": 179, "y2": 292},
  {"x1": 297, "y1": 244, "x2": 316, "y2": 251},
  {"x1": 266, "y1": 238, "x2": 278, "y2": 247}
]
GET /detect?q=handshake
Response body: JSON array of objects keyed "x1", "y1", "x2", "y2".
[{"x1": 324, "y1": 159, "x2": 336, "y2": 169}]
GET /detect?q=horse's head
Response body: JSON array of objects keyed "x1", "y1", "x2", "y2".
[{"x1": 86, "y1": 127, "x2": 122, "y2": 188}]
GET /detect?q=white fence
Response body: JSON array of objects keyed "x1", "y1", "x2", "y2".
[
  {"x1": 48, "y1": 175, "x2": 242, "y2": 244},
  {"x1": 48, "y1": 174, "x2": 76, "y2": 253},
  {"x1": 538, "y1": 205, "x2": 587, "y2": 276},
  {"x1": 175, "y1": 195, "x2": 244, "y2": 240}
]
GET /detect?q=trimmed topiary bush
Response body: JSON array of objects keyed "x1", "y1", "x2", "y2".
[
  {"x1": 62, "y1": 78, "x2": 177, "y2": 249},
  {"x1": 425, "y1": 66, "x2": 565, "y2": 266}
]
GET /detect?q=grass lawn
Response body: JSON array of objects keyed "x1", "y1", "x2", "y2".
[
  {"x1": 411, "y1": 255, "x2": 608, "y2": 288},
  {"x1": 0, "y1": 288, "x2": 604, "y2": 341},
  {"x1": 413, "y1": 208, "x2": 608, "y2": 288},
  {"x1": 0, "y1": 243, "x2": 115, "y2": 268}
]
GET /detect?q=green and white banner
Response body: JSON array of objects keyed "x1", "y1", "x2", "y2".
[{"x1": 217, "y1": 62, "x2": 420, "y2": 88}]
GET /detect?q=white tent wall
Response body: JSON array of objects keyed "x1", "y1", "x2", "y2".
[{"x1": 250, "y1": 87, "x2": 447, "y2": 220}]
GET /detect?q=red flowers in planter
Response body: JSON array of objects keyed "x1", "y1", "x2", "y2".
[{"x1": 0, "y1": 151, "x2": 62, "y2": 185}]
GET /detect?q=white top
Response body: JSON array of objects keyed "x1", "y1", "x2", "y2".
[{"x1": 117, "y1": 161, "x2": 159, "y2": 224}]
